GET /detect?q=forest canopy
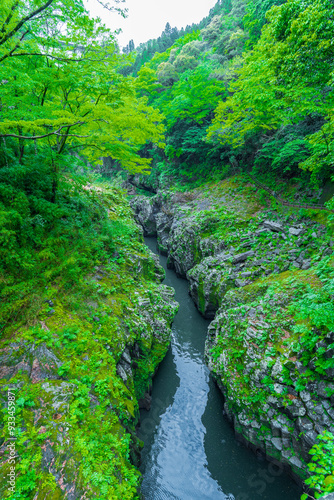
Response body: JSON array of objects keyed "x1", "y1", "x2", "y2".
[{"x1": 208, "y1": 0, "x2": 334, "y2": 180}]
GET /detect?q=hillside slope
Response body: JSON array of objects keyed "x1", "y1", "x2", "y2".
[{"x1": 0, "y1": 185, "x2": 178, "y2": 499}]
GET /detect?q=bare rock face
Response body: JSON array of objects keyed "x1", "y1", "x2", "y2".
[
  {"x1": 130, "y1": 196, "x2": 159, "y2": 236},
  {"x1": 155, "y1": 211, "x2": 173, "y2": 255},
  {"x1": 187, "y1": 255, "x2": 233, "y2": 319},
  {"x1": 167, "y1": 221, "x2": 200, "y2": 277},
  {"x1": 0, "y1": 342, "x2": 63, "y2": 383}
]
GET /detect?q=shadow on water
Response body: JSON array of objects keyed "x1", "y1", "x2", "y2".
[{"x1": 139, "y1": 237, "x2": 302, "y2": 500}]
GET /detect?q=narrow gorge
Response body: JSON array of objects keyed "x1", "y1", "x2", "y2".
[
  {"x1": 139, "y1": 236, "x2": 301, "y2": 499},
  {"x1": 130, "y1": 175, "x2": 334, "y2": 498}
]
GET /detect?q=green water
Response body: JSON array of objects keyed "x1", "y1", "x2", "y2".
[{"x1": 139, "y1": 237, "x2": 302, "y2": 500}]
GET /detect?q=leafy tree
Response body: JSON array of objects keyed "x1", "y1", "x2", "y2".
[
  {"x1": 123, "y1": 39, "x2": 135, "y2": 54},
  {"x1": 215, "y1": 28, "x2": 248, "y2": 60},
  {"x1": 0, "y1": 0, "x2": 126, "y2": 63},
  {"x1": 174, "y1": 54, "x2": 198, "y2": 73},
  {"x1": 219, "y1": 0, "x2": 233, "y2": 14},
  {"x1": 179, "y1": 40, "x2": 202, "y2": 58},
  {"x1": 165, "y1": 120, "x2": 212, "y2": 165},
  {"x1": 0, "y1": 0, "x2": 165, "y2": 177},
  {"x1": 165, "y1": 64, "x2": 226, "y2": 126},
  {"x1": 229, "y1": 0, "x2": 246, "y2": 28},
  {"x1": 136, "y1": 66, "x2": 162, "y2": 99},
  {"x1": 156, "y1": 62, "x2": 178, "y2": 86}
]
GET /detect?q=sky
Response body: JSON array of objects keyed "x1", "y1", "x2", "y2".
[{"x1": 84, "y1": 0, "x2": 218, "y2": 49}]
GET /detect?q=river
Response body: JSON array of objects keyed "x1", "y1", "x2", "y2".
[{"x1": 139, "y1": 237, "x2": 302, "y2": 500}]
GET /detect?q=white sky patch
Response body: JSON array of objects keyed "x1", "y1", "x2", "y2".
[{"x1": 84, "y1": 0, "x2": 218, "y2": 48}]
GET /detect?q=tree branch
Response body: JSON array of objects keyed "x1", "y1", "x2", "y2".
[
  {"x1": 95, "y1": 92, "x2": 108, "y2": 106},
  {"x1": 0, "y1": 0, "x2": 55, "y2": 47},
  {"x1": 0, "y1": 29, "x2": 29, "y2": 62},
  {"x1": 0, "y1": 1, "x2": 20, "y2": 37},
  {"x1": 0, "y1": 50, "x2": 111, "y2": 64},
  {"x1": 0, "y1": 121, "x2": 87, "y2": 140}
]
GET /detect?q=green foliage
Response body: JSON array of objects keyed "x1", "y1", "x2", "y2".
[
  {"x1": 0, "y1": 0, "x2": 165, "y2": 175},
  {"x1": 156, "y1": 62, "x2": 179, "y2": 86},
  {"x1": 123, "y1": 2, "x2": 226, "y2": 76},
  {"x1": 244, "y1": 0, "x2": 287, "y2": 45},
  {"x1": 303, "y1": 431, "x2": 334, "y2": 498},
  {"x1": 132, "y1": 22, "x2": 231, "y2": 183},
  {"x1": 166, "y1": 65, "x2": 226, "y2": 126},
  {"x1": 254, "y1": 135, "x2": 310, "y2": 176},
  {"x1": 202, "y1": 15, "x2": 224, "y2": 43},
  {"x1": 172, "y1": 30, "x2": 202, "y2": 49},
  {"x1": 215, "y1": 28, "x2": 249, "y2": 60},
  {"x1": 208, "y1": 0, "x2": 334, "y2": 182},
  {"x1": 174, "y1": 54, "x2": 198, "y2": 73},
  {"x1": 1, "y1": 0, "x2": 334, "y2": 494},
  {"x1": 290, "y1": 258, "x2": 334, "y2": 329}
]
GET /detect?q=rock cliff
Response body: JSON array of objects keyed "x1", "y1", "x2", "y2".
[{"x1": 130, "y1": 175, "x2": 334, "y2": 493}]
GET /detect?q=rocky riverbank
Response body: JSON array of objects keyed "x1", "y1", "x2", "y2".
[
  {"x1": 0, "y1": 187, "x2": 178, "y2": 499},
  {"x1": 129, "y1": 175, "x2": 334, "y2": 493}
]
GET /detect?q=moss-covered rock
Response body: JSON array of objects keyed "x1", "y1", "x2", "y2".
[
  {"x1": 205, "y1": 264, "x2": 334, "y2": 478},
  {"x1": 0, "y1": 187, "x2": 178, "y2": 500}
]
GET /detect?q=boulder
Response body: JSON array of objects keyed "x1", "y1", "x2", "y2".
[
  {"x1": 233, "y1": 251, "x2": 255, "y2": 264},
  {"x1": 263, "y1": 220, "x2": 284, "y2": 232},
  {"x1": 289, "y1": 227, "x2": 304, "y2": 236}
]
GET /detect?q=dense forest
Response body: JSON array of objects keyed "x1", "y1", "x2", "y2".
[
  {"x1": 121, "y1": 0, "x2": 226, "y2": 74},
  {"x1": 0, "y1": 0, "x2": 334, "y2": 499},
  {"x1": 122, "y1": 0, "x2": 333, "y2": 197}
]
